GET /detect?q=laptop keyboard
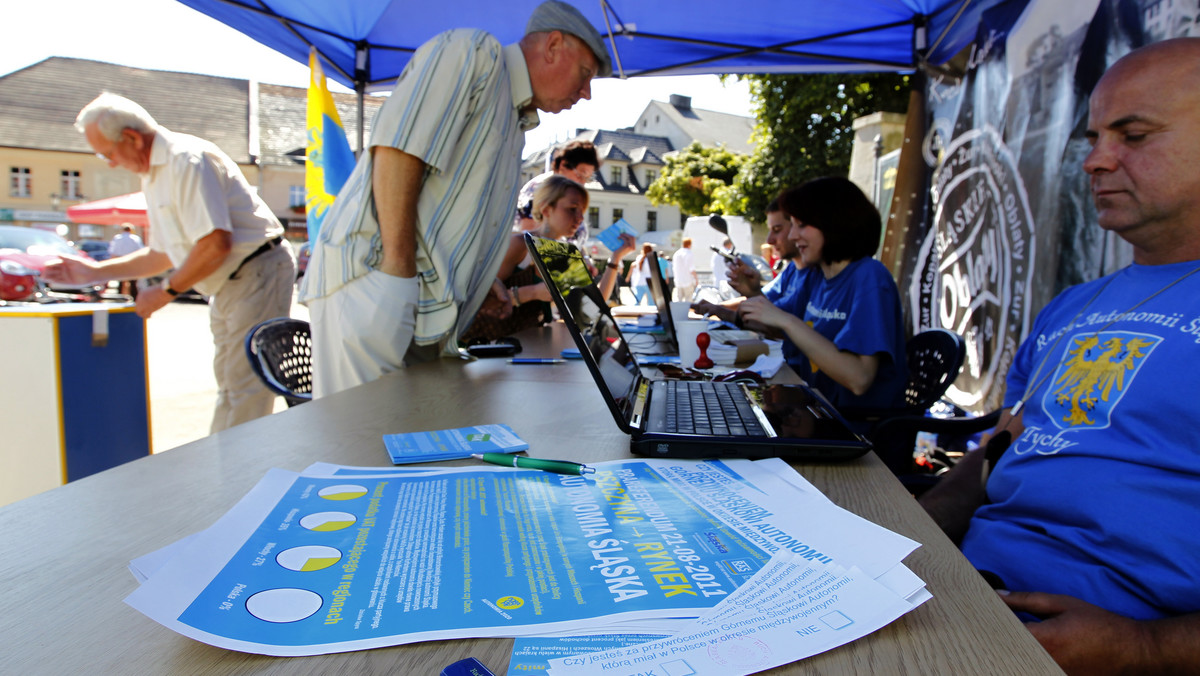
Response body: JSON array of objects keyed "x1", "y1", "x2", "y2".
[{"x1": 662, "y1": 380, "x2": 765, "y2": 436}]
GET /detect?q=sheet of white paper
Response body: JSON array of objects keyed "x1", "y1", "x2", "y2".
[{"x1": 546, "y1": 553, "x2": 926, "y2": 676}]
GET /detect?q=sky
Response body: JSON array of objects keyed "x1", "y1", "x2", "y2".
[{"x1": 5, "y1": 0, "x2": 756, "y2": 157}]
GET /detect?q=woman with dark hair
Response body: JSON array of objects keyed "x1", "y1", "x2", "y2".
[{"x1": 739, "y1": 176, "x2": 907, "y2": 411}]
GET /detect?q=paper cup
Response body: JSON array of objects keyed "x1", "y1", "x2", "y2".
[
  {"x1": 669, "y1": 301, "x2": 691, "y2": 326},
  {"x1": 677, "y1": 320, "x2": 708, "y2": 369}
]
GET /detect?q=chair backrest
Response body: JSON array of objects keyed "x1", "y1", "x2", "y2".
[
  {"x1": 244, "y1": 318, "x2": 312, "y2": 407},
  {"x1": 904, "y1": 328, "x2": 966, "y2": 411}
]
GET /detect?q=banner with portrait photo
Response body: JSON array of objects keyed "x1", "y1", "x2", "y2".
[{"x1": 901, "y1": 0, "x2": 1194, "y2": 411}]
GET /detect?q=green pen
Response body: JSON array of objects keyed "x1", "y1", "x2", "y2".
[{"x1": 471, "y1": 453, "x2": 595, "y2": 475}]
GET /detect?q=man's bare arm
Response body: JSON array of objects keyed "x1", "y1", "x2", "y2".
[
  {"x1": 919, "y1": 409, "x2": 1022, "y2": 544},
  {"x1": 373, "y1": 146, "x2": 425, "y2": 278},
  {"x1": 1001, "y1": 591, "x2": 1200, "y2": 676}
]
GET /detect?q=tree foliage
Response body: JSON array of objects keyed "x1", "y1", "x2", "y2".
[
  {"x1": 733, "y1": 73, "x2": 910, "y2": 223},
  {"x1": 645, "y1": 141, "x2": 746, "y2": 217}
]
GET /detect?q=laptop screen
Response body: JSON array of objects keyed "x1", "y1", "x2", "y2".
[
  {"x1": 644, "y1": 251, "x2": 677, "y2": 350},
  {"x1": 528, "y1": 235, "x2": 642, "y2": 426},
  {"x1": 533, "y1": 237, "x2": 607, "y2": 332}
]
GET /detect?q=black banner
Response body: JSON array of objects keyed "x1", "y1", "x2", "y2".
[{"x1": 900, "y1": 0, "x2": 1167, "y2": 412}]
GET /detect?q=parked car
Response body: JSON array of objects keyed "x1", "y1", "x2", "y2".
[
  {"x1": 0, "y1": 225, "x2": 98, "y2": 302},
  {"x1": 295, "y1": 241, "x2": 311, "y2": 282},
  {"x1": 77, "y1": 239, "x2": 112, "y2": 262}
]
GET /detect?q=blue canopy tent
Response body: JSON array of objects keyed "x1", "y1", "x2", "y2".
[{"x1": 178, "y1": 0, "x2": 1011, "y2": 146}]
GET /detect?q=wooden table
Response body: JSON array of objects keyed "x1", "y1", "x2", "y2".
[{"x1": 0, "y1": 324, "x2": 1063, "y2": 675}]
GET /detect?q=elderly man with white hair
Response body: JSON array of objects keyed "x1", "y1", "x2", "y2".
[{"x1": 44, "y1": 93, "x2": 296, "y2": 433}]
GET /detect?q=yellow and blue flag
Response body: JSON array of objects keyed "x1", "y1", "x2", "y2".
[{"x1": 305, "y1": 48, "x2": 355, "y2": 241}]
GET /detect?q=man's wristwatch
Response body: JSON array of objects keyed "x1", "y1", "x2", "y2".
[{"x1": 162, "y1": 279, "x2": 180, "y2": 297}]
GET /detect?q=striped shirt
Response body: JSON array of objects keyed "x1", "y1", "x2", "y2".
[{"x1": 298, "y1": 29, "x2": 538, "y2": 350}]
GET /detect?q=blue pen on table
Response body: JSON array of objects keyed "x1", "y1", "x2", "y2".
[
  {"x1": 471, "y1": 453, "x2": 595, "y2": 475},
  {"x1": 508, "y1": 358, "x2": 567, "y2": 364}
]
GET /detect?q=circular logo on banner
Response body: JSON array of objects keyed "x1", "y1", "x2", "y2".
[{"x1": 911, "y1": 125, "x2": 1036, "y2": 409}]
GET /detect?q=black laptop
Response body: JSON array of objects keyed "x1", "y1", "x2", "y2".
[
  {"x1": 644, "y1": 250, "x2": 679, "y2": 353},
  {"x1": 526, "y1": 233, "x2": 871, "y2": 461}
]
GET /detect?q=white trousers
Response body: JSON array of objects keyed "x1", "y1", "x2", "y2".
[
  {"x1": 208, "y1": 242, "x2": 296, "y2": 433},
  {"x1": 309, "y1": 270, "x2": 419, "y2": 399}
]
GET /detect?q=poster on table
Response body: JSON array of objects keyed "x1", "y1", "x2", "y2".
[
  {"x1": 905, "y1": 0, "x2": 1189, "y2": 411},
  {"x1": 125, "y1": 458, "x2": 917, "y2": 656}
]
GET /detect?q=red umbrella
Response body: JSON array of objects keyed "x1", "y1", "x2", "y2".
[{"x1": 67, "y1": 192, "x2": 149, "y2": 228}]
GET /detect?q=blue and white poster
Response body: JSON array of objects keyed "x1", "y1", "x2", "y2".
[{"x1": 125, "y1": 459, "x2": 917, "y2": 656}]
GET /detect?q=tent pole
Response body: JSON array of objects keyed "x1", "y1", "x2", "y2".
[{"x1": 355, "y1": 43, "x2": 368, "y2": 154}]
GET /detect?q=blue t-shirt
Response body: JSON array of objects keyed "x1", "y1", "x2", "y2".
[
  {"x1": 962, "y1": 261, "x2": 1200, "y2": 620},
  {"x1": 788, "y1": 258, "x2": 907, "y2": 410},
  {"x1": 762, "y1": 263, "x2": 810, "y2": 371}
]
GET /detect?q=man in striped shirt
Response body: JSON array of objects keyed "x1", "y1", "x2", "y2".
[{"x1": 299, "y1": 1, "x2": 611, "y2": 397}]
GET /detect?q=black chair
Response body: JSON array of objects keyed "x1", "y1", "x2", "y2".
[
  {"x1": 244, "y1": 318, "x2": 313, "y2": 407},
  {"x1": 843, "y1": 329, "x2": 971, "y2": 475},
  {"x1": 871, "y1": 329, "x2": 1002, "y2": 489}
]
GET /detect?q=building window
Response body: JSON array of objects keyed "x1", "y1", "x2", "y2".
[
  {"x1": 10, "y1": 167, "x2": 31, "y2": 198},
  {"x1": 612, "y1": 208, "x2": 624, "y2": 224},
  {"x1": 60, "y1": 170, "x2": 81, "y2": 199},
  {"x1": 644, "y1": 170, "x2": 658, "y2": 185},
  {"x1": 588, "y1": 207, "x2": 599, "y2": 230},
  {"x1": 647, "y1": 211, "x2": 658, "y2": 232},
  {"x1": 289, "y1": 185, "x2": 306, "y2": 209},
  {"x1": 609, "y1": 166, "x2": 623, "y2": 186}
]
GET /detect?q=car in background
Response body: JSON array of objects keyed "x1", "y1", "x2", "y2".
[
  {"x1": 77, "y1": 239, "x2": 112, "y2": 262},
  {"x1": 0, "y1": 225, "x2": 97, "y2": 302},
  {"x1": 295, "y1": 241, "x2": 311, "y2": 282}
]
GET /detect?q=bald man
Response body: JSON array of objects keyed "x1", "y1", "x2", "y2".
[{"x1": 921, "y1": 38, "x2": 1200, "y2": 674}]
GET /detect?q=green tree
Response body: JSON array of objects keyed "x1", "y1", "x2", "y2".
[
  {"x1": 645, "y1": 141, "x2": 746, "y2": 217},
  {"x1": 733, "y1": 73, "x2": 910, "y2": 223}
]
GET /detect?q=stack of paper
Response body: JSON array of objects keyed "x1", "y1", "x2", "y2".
[
  {"x1": 383, "y1": 424, "x2": 527, "y2": 464},
  {"x1": 123, "y1": 458, "x2": 927, "y2": 662}
]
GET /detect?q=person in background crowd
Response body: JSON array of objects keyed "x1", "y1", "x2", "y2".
[
  {"x1": 45, "y1": 93, "x2": 296, "y2": 432},
  {"x1": 671, "y1": 237, "x2": 698, "y2": 302},
  {"x1": 761, "y1": 242, "x2": 778, "y2": 271},
  {"x1": 919, "y1": 38, "x2": 1200, "y2": 675},
  {"x1": 709, "y1": 237, "x2": 734, "y2": 299},
  {"x1": 107, "y1": 223, "x2": 145, "y2": 297},
  {"x1": 626, "y1": 242, "x2": 655, "y2": 305},
  {"x1": 298, "y1": 0, "x2": 612, "y2": 398}
]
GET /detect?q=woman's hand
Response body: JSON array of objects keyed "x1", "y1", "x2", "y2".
[
  {"x1": 478, "y1": 278, "x2": 513, "y2": 319},
  {"x1": 611, "y1": 233, "x2": 637, "y2": 261},
  {"x1": 738, "y1": 295, "x2": 792, "y2": 330}
]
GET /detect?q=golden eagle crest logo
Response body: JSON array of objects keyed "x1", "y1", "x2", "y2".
[{"x1": 1044, "y1": 331, "x2": 1160, "y2": 429}]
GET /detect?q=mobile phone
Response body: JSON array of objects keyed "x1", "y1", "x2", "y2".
[
  {"x1": 465, "y1": 343, "x2": 520, "y2": 358},
  {"x1": 709, "y1": 245, "x2": 737, "y2": 262}
]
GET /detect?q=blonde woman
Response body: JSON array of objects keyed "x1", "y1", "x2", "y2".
[{"x1": 463, "y1": 176, "x2": 633, "y2": 343}]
